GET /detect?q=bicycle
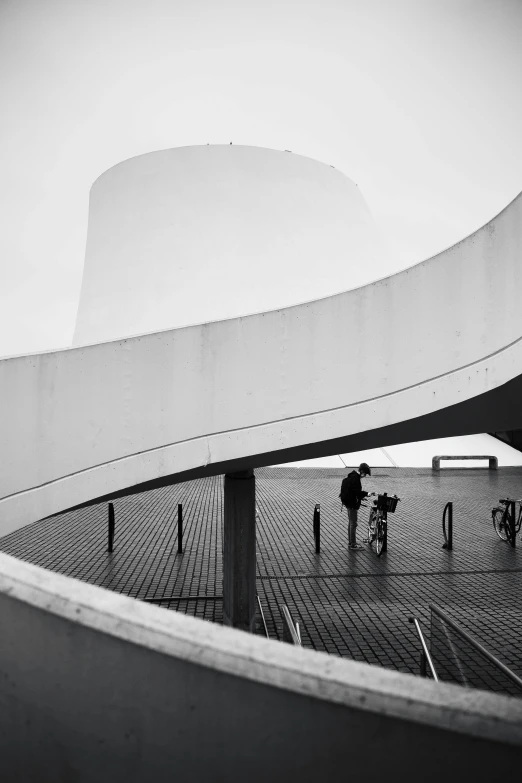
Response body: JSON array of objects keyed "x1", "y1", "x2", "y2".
[
  {"x1": 491, "y1": 498, "x2": 522, "y2": 543},
  {"x1": 365, "y1": 492, "x2": 401, "y2": 557}
]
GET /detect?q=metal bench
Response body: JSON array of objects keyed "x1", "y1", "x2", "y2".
[{"x1": 432, "y1": 455, "x2": 498, "y2": 470}]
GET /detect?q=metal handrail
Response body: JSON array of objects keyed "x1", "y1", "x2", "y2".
[
  {"x1": 295, "y1": 621, "x2": 302, "y2": 645},
  {"x1": 430, "y1": 604, "x2": 522, "y2": 689},
  {"x1": 257, "y1": 594, "x2": 269, "y2": 638},
  {"x1": 281, "y1": 604, "x2": 302, "y2": 646},
  {"x1": 408, "y1": 616, "x2": 439, "y2": 681}
]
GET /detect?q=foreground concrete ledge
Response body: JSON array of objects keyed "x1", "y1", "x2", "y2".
[{"x1": 1, "y1": 550, "x2": 521, "y2": 746}]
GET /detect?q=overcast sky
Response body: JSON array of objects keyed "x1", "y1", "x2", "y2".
[{"x1": 1, "y1": 0, "x2": 521, "y2": 357}]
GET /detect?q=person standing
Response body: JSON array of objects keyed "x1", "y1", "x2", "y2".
[{"x1": 340, "y1": 463, "x2": 371, "y2": 550}]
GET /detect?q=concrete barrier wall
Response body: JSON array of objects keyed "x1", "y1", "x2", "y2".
[
  {"x1": 1, "y1": 153, "x2": 521, "y2": 532},
  {"x1": 1, "y1": 551, "x2": 521, "y2": 782}
]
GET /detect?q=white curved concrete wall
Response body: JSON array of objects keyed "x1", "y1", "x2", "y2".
[
  {"x1": 1, "y1": 177, "x2": 521, "y2": 534},
  {"x1": 1, "y1": 550, "x2": 521, "y2": 781},
  {"x1": 74, "y1": 146, "x2": 384, "y2": 345}
]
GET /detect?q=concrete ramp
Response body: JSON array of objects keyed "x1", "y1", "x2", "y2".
[{"x1": 1, "y1": 147, "x2": 521, "y2": 534}]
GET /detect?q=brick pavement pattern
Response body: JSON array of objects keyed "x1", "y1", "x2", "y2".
[{"x1": 2, "y1": 467, "x2": 521, "y2": 694}]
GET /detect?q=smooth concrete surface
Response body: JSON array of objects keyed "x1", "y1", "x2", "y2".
[
  {"x1": 1, "y1": 550, "x2": 521, "y2": 782},
  {"x1": 1, "y1": 175, "x2": 522, "y2": 534},
  {"x1": 276, "y1": 433, "x2": 522, "y2": 468},
  {"x1": 73, "y1": 146, "x2": 385, "y2": 345},
  {"x1": 223, "y1": 470, "x2": 256, "y2": 631}
]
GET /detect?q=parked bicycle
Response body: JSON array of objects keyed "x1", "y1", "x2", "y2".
[
  {"x1": 491, "y1": 498, "x2": 522, "y2": 543},
  {"x1": 364, "y1": 492, "x2": 401, "y2": 557}
]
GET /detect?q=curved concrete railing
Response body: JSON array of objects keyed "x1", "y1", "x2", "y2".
[
  {"x1": 1, "y1": 550, "x2": 521, "y2": 780},
  {"x1": 1, "y1": 184, "x2": 522, "y2": 534}
]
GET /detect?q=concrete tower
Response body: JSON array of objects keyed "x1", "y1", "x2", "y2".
[{"x1": 73, "y1": 145, "x2": 384, "y2": 345}]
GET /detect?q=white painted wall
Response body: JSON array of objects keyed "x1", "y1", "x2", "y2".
[
  {"x1": 0, "y1": 152, "x2": 521, "y2": 534},
  {"x1": 1, "y1": 550, "x2": 521, "y2": 781},
  {"x1": 74, "y1": 146, "x2": 386, "y2": 345}
]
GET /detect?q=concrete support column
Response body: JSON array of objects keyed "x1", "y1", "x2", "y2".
[{"x1": 223, "y1": 469, "x2": 256, "y2": 633}]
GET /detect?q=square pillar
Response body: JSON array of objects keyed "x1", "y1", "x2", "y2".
[{"x1": 223, "y1": 469, "x2": 256, "y2": 633}]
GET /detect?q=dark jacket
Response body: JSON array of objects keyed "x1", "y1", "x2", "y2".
[{"x1": 340, "y1": 471, "x2": 368, "y2": 510}]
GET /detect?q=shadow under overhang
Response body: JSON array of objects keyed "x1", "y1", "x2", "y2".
[{"x1": 56, "y1": 371, "x2": 522, "y2": 515}]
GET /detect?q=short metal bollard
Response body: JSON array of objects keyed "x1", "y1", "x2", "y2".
[
  {"x1": 177, "y1": 503, "x2": 183, "y2": 554},
  {"x1": 313, "y1": 504, "x2": 320, "y2": 553},
  {"x1": 442, "y1": 501, "x2": 453, "y2": 550},
  {"x1": 107, "y1": 502, "x2": 115, "y2": 553}
]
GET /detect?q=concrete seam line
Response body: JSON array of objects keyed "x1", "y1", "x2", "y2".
[
  {"x1": 257, "y1": 568, "x2": 522, "y2": 580},
  {"x1": 1, "y1": 552, "x2": 521, "y2": 746},
  {"x1": 2, "y1": 334, "x2": 522, "y2": 504}
]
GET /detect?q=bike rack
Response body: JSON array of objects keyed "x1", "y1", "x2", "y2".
[
  {"x1": 508, "y1": 500, "x2": 517, "y2": 549},
  {"x1": 442, "y1": 502, "x2": 453, "y2": 550},
  {"x1": 495, "y1": 499, "x2": 518, "y2": 548}
]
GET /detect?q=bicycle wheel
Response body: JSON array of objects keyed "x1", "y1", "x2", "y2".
[
  {"x1": 376, "y1": 518, "x2": 386, "y2": 556},
  {"x1": 492, "y1": 508, "x2": 509, "y2": 541},
  {"x1": 516, "y1": 511, "x2": 522, "y2": 534},
  {"x1": 367, "y1": 510, "x2": 376, "y2": 544}
]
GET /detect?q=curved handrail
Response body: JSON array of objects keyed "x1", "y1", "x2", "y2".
[
  {"x1": 257, "y1": 594, "x2": 269, "y2": 639},
  {"x1": 281, "y1": 604, "x2": 302, "y2": 646},
  {"x1": 409, "y1": 616, "x2": 439, "y2": 681},
  {"x1": 430, "y1": 604, "x2": 522, "y2": 690}
]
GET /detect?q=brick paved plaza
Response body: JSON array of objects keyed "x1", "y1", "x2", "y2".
[{"x1": 2, "y1": 466, "x2": 521, "y2": 690}]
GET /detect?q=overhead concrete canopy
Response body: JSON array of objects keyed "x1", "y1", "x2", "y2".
[{"x1": 73, "y1": 145, "x2": 385, "y2": 345}]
